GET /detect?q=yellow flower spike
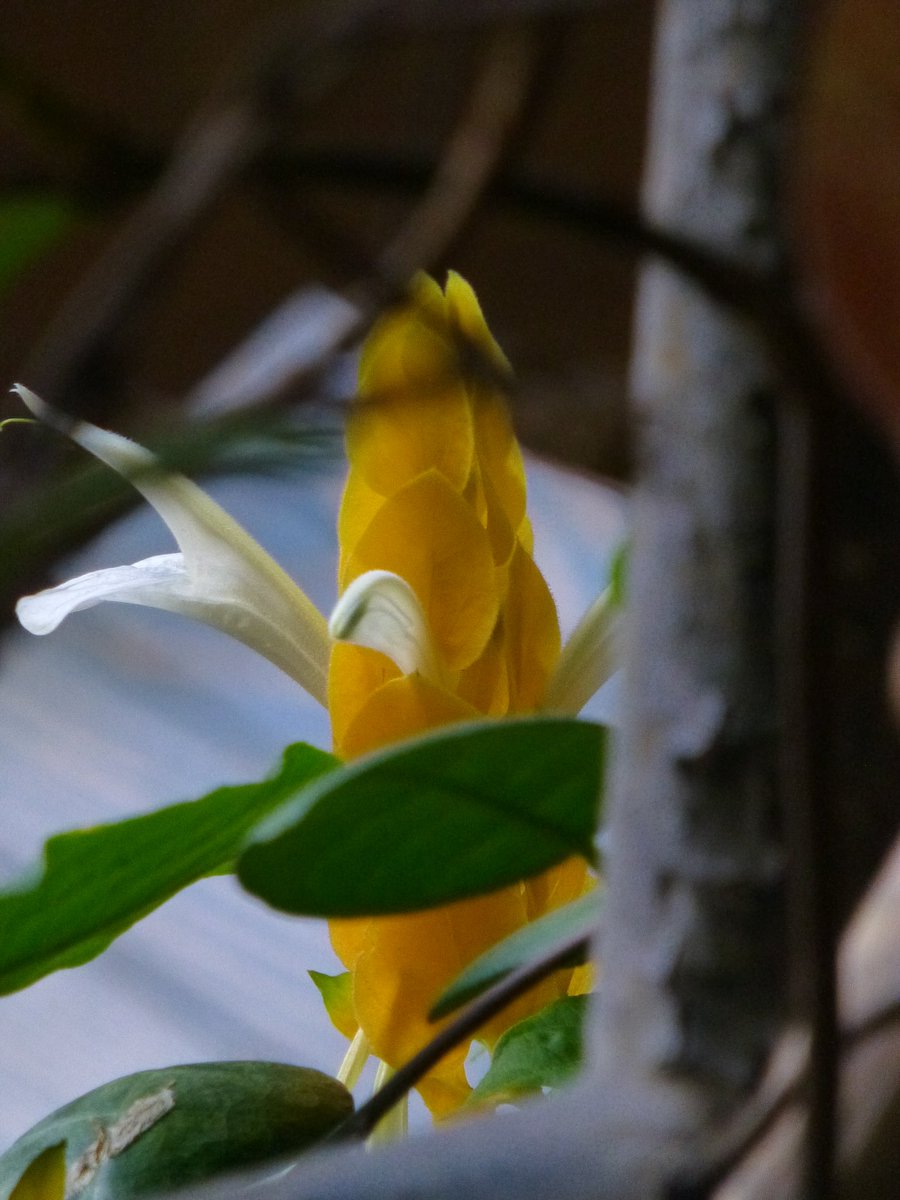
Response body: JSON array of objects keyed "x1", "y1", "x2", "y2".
[
  {"x1": 327, "y1": 273, "x2": 591, "y2": 1118},
  {"x1": 12, "y1": 274, "x2": 617, "y2": 1126}
]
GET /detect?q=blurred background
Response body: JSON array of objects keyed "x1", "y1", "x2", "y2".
[{"x1": 0, "y1": 0, "x2": 639, "y2": 1143}]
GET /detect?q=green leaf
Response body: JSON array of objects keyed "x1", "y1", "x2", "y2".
[
  {"x1": 308, "y1": 970, "x2": 357, "y2": 1038},
  {"x1": 0, "y1": 1063, "x2": 352, "y2": 1200},
  {"x1": 470, "y1": 995, "x2": 588, "y2": 1105},
  {"x1": 0, "y1": 195, "x2": 74, "y2": 295},
  {"x1": 238, "y1": 717, "x2": 603, "y2": 917},
  {"x1": 429, "y1": 889, "x2": 601, "y2": 1020},
  {"x1": 0, "y1": 743, "x2": 336, "y2": 995}
]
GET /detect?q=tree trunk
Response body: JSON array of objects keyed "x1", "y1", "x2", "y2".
[{"x1": 589, "y1": 0, "x2": 796, "y2": 1169}]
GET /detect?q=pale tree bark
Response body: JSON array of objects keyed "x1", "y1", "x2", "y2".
[{"x1": 590, "y1": 0, "x2": 794, "y2": 1134}]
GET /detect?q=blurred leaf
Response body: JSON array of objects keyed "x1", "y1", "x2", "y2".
[
  {"x1": 0, "y1": 195, "x2": 74, "y2": 295},
  {"x1": 238, "y1": 717, "x2": 603, "y2": 917},
  {"x1": 429, "y1": 889, "x2": 600, "y2": 1020},
  {"x1": 471, "y1": 995, "x2": 588, "y2": 1105},
  {"x1": 0, "y1": 743, "x2": 336, "y2": 995}
]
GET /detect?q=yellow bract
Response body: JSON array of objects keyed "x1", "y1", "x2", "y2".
[{"x1": 327, "y1": 272, "x2": 589, "y2": 1116}]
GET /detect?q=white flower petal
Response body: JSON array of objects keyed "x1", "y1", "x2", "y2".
[
  {"x1": 328, "y1": 570, "x2": 444, "y2": 685},
  {"x1": 16, "y1": 554, "x2": 190, "y2": 634},
  {"x1": 542, "y1": 587, "x2": 618, "y2": 714},
  {"x1": 12, "y1": 385, "x2": 330, "y2": 705}
]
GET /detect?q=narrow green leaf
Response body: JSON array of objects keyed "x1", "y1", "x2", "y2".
[
  {"x1": 429, "y1": 889, "x2": 601, "y2": 1020},
  {"x1": 238, "y1": 717, "x2": 603, "y2": 917},
  {"x1": 0, "y1": 744, "x2": 336, "y2": 995},
  {"x1": 470, "y1": 995, "x2": 588, "y2": 1105},
  {"x1": 0, "y1": 196, "x2": 74, "y2": 295}
]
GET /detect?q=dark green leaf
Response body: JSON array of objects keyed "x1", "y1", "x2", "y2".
[
  {"x1": 238, "y1": 717, "x2": 603, "y2": 917},
  {"x1": 0, "y1": 1063, "x2": 352, "y2": 1199},
  {"x1": 0, "y1": 744, "x2": 336, "y2": 995},
  {"x1": 429, "y1": 889, "x2": 601, "y2": 1020},
  {"x1": 470, "y1": 995, "x2": 588, "y2": 1105}
]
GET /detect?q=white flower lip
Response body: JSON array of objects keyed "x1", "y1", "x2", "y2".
[
  {"x1": 12, "y1": 385, "x2": 331, "y2": 706},
  {"x1": 328, "y1": 569, "x2": 445, "y2": 686}
]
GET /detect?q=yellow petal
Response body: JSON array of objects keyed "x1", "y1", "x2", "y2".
[
  {"x1": 443, "y1": 271, "x2": 511, "y2": 378},
  {"x1": 517, "y1": 515, "x2": 535, "y2": 556},
  {"x1": 456, "y1": 621, "x2": 510, "y2": 716},
  {"x1": 504, "y1": 542, "x2": 562, "y2": 712},
  {"x1": 351, "y1": 279, "x2": 475, "y2": 496},
  {"x1": 415, "y1": 1061, "x2": 472, "y2": 1118},
  {"x1": 474, "y1": 395, "x2": 527, "y2": 534},
  {"x1": 568, "y1": 961, "x2": 596, "y2": 996},
  {"x1": 330, "y1": 915, "x2": 374, "y2": 974},
  {"x1": 336, "y1": 673, "x2": 477, "y2": 760},
  {"x1": 524, "y1": 856, "x2": 592, "y2": 920},
  {"x1": 337, "y1": 467, "x2": 385, "y2": 589},
  {"x1": 350, "y1": 891, "x2": 523, "y2": 1065},
  {"x1": 467, "y1": 461, "x2": 517, "y2": 568},
  {"x1": 342, "y1": 470, "x2": 500, "y2": 672},
  {"x1": 328, "y1": 641, "x2": 400, "y2": 757}
]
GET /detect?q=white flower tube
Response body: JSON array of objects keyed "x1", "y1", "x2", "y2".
[{"x1": 13, "y1": 386, "x2": 330, "y2": 706}]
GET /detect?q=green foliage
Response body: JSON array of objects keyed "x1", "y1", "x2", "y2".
[
  {"x1": 0, "y1": 1063, "x2": 352, "y2": 1200},
  {"x1": 430, "y1": 889, "x2": 601, "y2": 1020},
  {"x1": 238, "y1": 717, "x2": 603, "y2": 917},
  {"x1": 470, "y1": 995, "x2": 589, "y2": 1106},
  {"x1": 308, "y1": 970, "x2": 356, "y2": 1037},
  {"x1": 0, "y1": 744, "x2": 336, "y2": 995}
]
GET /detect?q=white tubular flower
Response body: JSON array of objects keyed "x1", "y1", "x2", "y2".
[{"x1": 13, "y1": 386, "x2": 330, "y2": 706}]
